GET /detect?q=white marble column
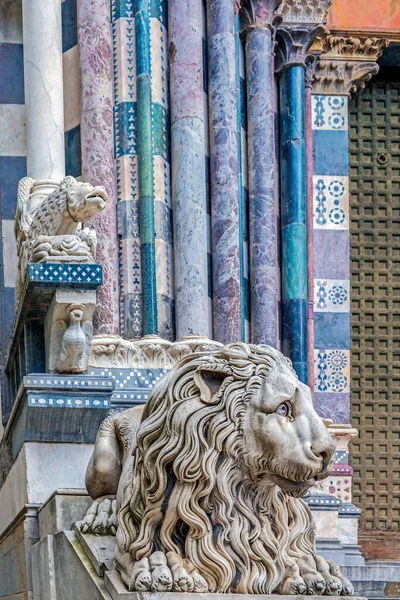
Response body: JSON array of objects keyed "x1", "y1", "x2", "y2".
[{"x1": 22, "y1": 0, "x2": 65, "y2": 183}]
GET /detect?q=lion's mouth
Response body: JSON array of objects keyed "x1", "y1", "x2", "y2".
[
  {"x1": 86, "y1": 187, "x2": 107, "y2": 207},
  {"x1": 268, "y1": 473, "x2": 316, "y2": 497}
]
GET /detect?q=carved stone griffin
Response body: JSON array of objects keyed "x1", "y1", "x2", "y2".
[
  {"x1": 78, "y1": 343, "x2": 354, "y2": 596},
  {"x1": 14, "y1": 176, "x2": 107, "y2": 302}
]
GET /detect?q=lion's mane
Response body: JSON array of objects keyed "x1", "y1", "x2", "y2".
[{"x1": 116, "y1": 344, "x2": 315, "y2": 594}]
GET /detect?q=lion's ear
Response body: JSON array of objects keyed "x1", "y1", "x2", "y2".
[{"x1": 194, "y1": 368, "x2": 229, "y2": 404}]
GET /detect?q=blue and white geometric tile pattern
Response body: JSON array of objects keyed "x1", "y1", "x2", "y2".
[
  {"x1": 314, "y1": 349, "x2": 350, "y2": 394},
  {"x1": 312, "y1": 93, "x2": 351, "y2": 424},
  {"x1": 314, "y1": 279, "x2": 350, "y2": 313},
  {"x1": 313, "y1": 175, "x2": 349, "y2": 230},
  {"x1": 311, "y1": 95, "x2": 348, "y2": 131},
  {"x1": 28, "y1": 263, "x2": 103, "y2": 287}
]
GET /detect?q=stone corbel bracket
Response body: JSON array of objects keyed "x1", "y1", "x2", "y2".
[
  {"x1": 89, "y1": 334, "x2": 223, "y2": 369},
  {"x1": 274, "y1": 0, "x2": 332, "y2": 72},
  {"x1": 312, "y1": 35, "x2": 390, "y2": 95},
  {"x1": 45, "y1": 289, "x2": 96, "y2": 374}
]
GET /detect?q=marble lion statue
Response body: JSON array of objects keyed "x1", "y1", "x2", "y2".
[{"x1": 79, "y1": 343, "x2": 354, "y2": 596}]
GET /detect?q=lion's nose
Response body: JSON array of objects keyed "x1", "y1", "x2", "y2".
[{"x1": 311, "y1": 438, "x2": 335, "y2": 475}]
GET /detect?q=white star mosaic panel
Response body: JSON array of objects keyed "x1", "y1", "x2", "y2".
[
  {"x1": 89, "y1": 367, "x2": 169, "y2": 404},
  {"x1": 314, "y1": 349, "x2": 350, "y2": 394},
  {"x1": 28, "y1": 263, "x2": 102, "y2": 285},
  {"x1": 314, "y1": 279, "x2": 350, "y2": 313},
  {"x1": 313, "y1": 175, "x2": 349, "y2": 230},
  {"x1": 312, "y1": 95, "x2": 348, "y2": 131}
]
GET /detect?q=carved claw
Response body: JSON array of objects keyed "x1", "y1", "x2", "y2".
[
  {"x1": 280, "y1": 563, "x2": 307, "y2": 595},
  {"x1": 128, "y1": 552, "x2": 208, "y2": 593},
  {"x1": 298, "y1": 556, "x2": 327, "y2": 595},
  {"x1": 77, "y1": 497, "x2": 117, "y2": 535},
  {"x1": 326, "y1": 559, "x2": 355, "y2": 596},
  {"x1": 130, "y1": 558, "x2": 152, "y2": 592},
  {"x1": 167, "y1": 552, "x2": 194, "y2": 592},
  {"x1": 150, "y1": 552, "x2": 173, "y2": 592},
  {"x1": 314, "y1": 555, "x2": 342, "y2": 596}
]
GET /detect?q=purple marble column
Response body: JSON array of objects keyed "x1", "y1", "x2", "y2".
[
  {"x1": 207, "y1": 0, "x2": 241, "y2": 344},
  {"x1": 169, "y1": 0, "x2": 210, "y2": 339},
  {"x1": 240, "y1": 1, "x2": 281, "y2": 347},
  {"x1": 77, "y1": 0, "x2": 119, "y2": 335}
]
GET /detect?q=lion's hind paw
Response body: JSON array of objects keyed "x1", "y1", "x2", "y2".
[{"x1": 77, "y1": 497, "x2": 117, "y2": 536}]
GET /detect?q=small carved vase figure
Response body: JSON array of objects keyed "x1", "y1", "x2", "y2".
[
  {"x1": 55, "y1": 305, "x2": 93, "y2": 374},
  {"x1": 79, "y1": 343, "x2": 355, "y2": 596}
]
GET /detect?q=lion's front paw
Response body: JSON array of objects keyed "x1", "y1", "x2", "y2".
[
  {"x1": 77, "y1": 496, "x2": 117, "y2": 535},
  {"x1": 130, "y1": 558, "x2": 152, "y2": 592},
  {"x1": 150, "y1": 552, "x2": 173, "y2": 592},
  {"x1": 298, "y1": 556, "x2": 326, "y2": 595},
  {"x1": 166, "y1": 552, "x2": 194, "y2": 592},
  {"x1": 326, "y1": 559, "x2": 354, "y2": 596},
  {"x1": 314, "y1": 555, "x2": 342, "y2": 596},
  {"x1": 280, "y1": 563, "x2": 307, "y2": 595},
  {"x1": 281, "y1": 576, "x2": 307, "y2": 595}
]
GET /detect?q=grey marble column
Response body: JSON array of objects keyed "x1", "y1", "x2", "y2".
[
  {"x1": 170, "y1": 0, "x2": 210, "y2": 339},
  {"x1": 207, "y1": 0, "x2": 241, "y2": 344},
  {"x1": 240, "y1": 0, "x2": 281, "y2": 347}
]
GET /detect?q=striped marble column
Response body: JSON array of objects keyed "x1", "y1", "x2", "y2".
[
  {"x1": 169, "y1": 0, "x2": 210, "y2": 339},
  {"x1": 279, "y1": 65, "x2": 308, "y2": 383},
  {"x1": 77, "y1": 0, "x2": 119, "y2": 335},
  {"x1": 275, "y1": 0, "x2": 329, "y2": 382},
  {"x1": 111, "y1": 0, "x2": 142, "y2": 339},
  {"x1": 207, "y1": 0, "x2": 241, "y2": 344},
  {"x1": 135, "y1": 0, "x2": 157, "y2": 335},
  {"x1": 150, "y1": 0, "x2": 174, "y2": 340}
]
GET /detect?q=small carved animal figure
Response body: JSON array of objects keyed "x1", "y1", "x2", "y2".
[
  {"x1": 78, "y1": 343, "x2": 355, "y2": 596},
  {"x1": 55, "y1": 306, "x2": 93, "y2": 374},
  {"x1": 14, "y1": 176, "x2": 107, "y2": 302}
]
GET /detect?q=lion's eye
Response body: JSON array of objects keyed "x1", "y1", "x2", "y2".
[{"x1": 275, "y1": 403, "x2": 292, "y2": 418}]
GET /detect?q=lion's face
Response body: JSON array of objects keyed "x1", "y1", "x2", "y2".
[
  {"x1": 242, "y1": 360, "x2": 335, "y2": 497},
  {"x1": 66, "y1": 182, "x2": 107, "y2": 221}
]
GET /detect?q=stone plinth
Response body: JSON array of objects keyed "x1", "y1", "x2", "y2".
[
  {"x1": 4, "y1": 373, "x2": 114, "y2": 459},
  {"x1": 105, "y1": 571, "x2": 366, "y2": 600},
  {"x1": 3, "y1": 263, "x2": 103, "y2": 424}
]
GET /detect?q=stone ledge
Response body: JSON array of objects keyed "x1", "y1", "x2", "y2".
[{"x1": 105, "y1": 570, "x2": 366, "y2": 600}]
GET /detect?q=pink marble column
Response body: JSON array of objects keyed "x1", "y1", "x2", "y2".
[{"x1": 77, "y1": 0, "x2": 119, "y2": 335}]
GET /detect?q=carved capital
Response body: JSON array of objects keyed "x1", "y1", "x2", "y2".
[
  {"x1": 239, "y1": 0, "x2": 282, "y2": 35},
  {"x1": 275, "y1": 22, "x2": 326, "y2": 71},
  {"x1": 274, "y1": 0, "x2": 332, "y2": 71},
  {"x1": 312, "y1": 35, "x2": 390, "y2": 95}
]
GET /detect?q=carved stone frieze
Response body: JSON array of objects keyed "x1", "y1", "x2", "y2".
[
  {"x1": 312, "y1": 35, "x2": 390, "y2": 95},
  {"x1": 277, "y1": 0, "x2": 332, "y2": 24},
  {"x1": 89, "y1": 334, "x2": 223, "y2": 369},
  {"x1": 14, "y1": 176, "x2": 107, "y2": 303}
]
